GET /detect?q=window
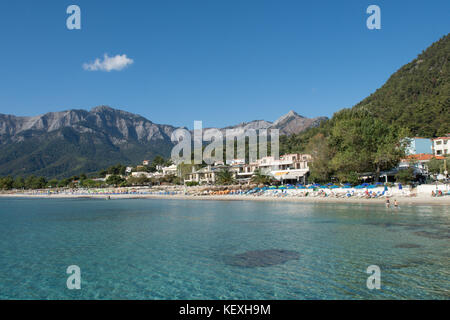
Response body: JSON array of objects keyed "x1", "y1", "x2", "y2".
[{"x1": 436, "y1": 141, "x2": 442, "y2": 145}]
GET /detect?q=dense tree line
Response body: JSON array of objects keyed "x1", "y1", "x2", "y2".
[{"x1": 0, "y1": 157, "x2": 180, "y2": 190}]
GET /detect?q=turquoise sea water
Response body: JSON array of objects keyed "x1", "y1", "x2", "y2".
[{"x1": 0, "y1": 198, "x2": 448, "y2": 299}]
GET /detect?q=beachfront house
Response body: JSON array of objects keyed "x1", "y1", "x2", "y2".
[
  {"x1": 257, "y1": 153, "x2": 311, "y2": 184},
  {"x1": 184, "y1": 165, "x2": 226, "y2": 184},
  {"x1": 398, "y1": 154, "x2": 445, "y2": 183},
  {"x1": 400, "y1": 154, "x2": 445, "y2": 172},
  {"x1": 230, "y1": 161, "x2": 258, "y2": 183},
  {"x1": 432, "y1": 136, "x2": 450, "y2": 156}
]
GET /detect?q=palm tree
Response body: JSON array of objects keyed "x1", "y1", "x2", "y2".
[
  {"x1": 216, "y1": 168, "x2": 235, "y2": 185},
  {"x1": 251, "y1": 169, "x2": 273, "y2": 185}
]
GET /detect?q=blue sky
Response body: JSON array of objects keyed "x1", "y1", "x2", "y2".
[{"x1": 0, "y1": 0, "x2": 448, "y2": 128}]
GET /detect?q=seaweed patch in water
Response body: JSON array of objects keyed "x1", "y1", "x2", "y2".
[
  {"x1": 394, "y1": 243, "x2": 422, "y2": 249},
  {"x1": 365, "y1": 222, "x2": 398, "y2": 228},
  {"x1": 414, "y1": 231, "x2": 450, "y2": 240},
  {"x1": 224, "y1": 249, "x2": 300, "y2": 268}
]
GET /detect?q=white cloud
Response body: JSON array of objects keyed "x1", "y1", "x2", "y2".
[{"x1": 83, "y1": 54, "x2": 134, "y2": 72}]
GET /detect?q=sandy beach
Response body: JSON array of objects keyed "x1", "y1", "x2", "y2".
[{"x1": 1, "y1": 192, "x2": 449, "y2": 206}]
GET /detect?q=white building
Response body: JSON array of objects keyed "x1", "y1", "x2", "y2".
[
  {"x1": 184, "y1": 165, "x2": 224, "y2": 184},
  {"x1": 257, "y1": 153, "x2": 311, "y2": 183},
  {"x1": 162, "y1": 164, "x2": 178, "y2": 176},
  {"x1": 432, "y1": 136, "x2": 450, "y2": 156},
  {"x1": 131, "y1": 172, "x2": 152, "y2": 178}
]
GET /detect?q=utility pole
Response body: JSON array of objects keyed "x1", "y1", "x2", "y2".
[{"x1": 444, "y1": 159, "x2": 448, "y2": 179}]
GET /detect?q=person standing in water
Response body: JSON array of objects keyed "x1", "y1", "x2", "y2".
[
  {"x1": 394, "y1": 199, "x2": 399, "y2": 209},
  {"x1": 386, "y1": 198, "x2": 390, "y2": 208}
]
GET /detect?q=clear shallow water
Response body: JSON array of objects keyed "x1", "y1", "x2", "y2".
[{"x1": 0, "y1": 198, "x2": 448, "y2": 300}]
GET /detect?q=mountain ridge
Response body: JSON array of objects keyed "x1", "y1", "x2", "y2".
[{"x1": 0, "y1": 107, "x2": 325, "y2": 178}]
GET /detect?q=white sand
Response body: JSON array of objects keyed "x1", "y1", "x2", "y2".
[{"x1": 1, "y1": 192, "x2": 449, "y2": 206}]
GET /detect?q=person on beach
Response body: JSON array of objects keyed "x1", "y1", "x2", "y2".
[
  {"x1": 386, "y1": 198, "x2": 390, "y2": 208},
  {"x1": 394, "y1": 199, "x2": 399, "y2": 209}
]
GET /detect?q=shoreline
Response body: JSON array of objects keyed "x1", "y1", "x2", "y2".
[{"x1": 1, "y1": 193, "x2": 449, "y2": 206}]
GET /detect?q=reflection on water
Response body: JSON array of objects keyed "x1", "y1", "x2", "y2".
[{"x1": 0, "y1": 198, "x2": 448, "y2": 299}]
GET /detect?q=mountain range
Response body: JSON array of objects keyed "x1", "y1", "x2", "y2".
[{"x1": 0, "y1": 107, "x2": 326, "y2": 178}]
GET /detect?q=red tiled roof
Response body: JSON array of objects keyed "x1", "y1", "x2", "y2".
[
  {"x1": 403, "y1": 153, "x2": 445, "y2": 161},
  {"x1": 432, "y1": 136, "x2": 450, "y2": 140}
]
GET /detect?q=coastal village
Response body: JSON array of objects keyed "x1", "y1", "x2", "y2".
[
  {"x1": 3, "y1": 134, "x2": 447, "y2": 201},
  {"x1": 124, "y1": 135, "x2": 449, "y2": 185}
]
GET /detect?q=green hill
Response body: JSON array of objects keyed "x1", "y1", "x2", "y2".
[
  {"x1": 353, "y1": 33, "x2": 449, "y2": 137},
  {"x1": 281, "y1": 34, "x2": 450, "y2": 182}
]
